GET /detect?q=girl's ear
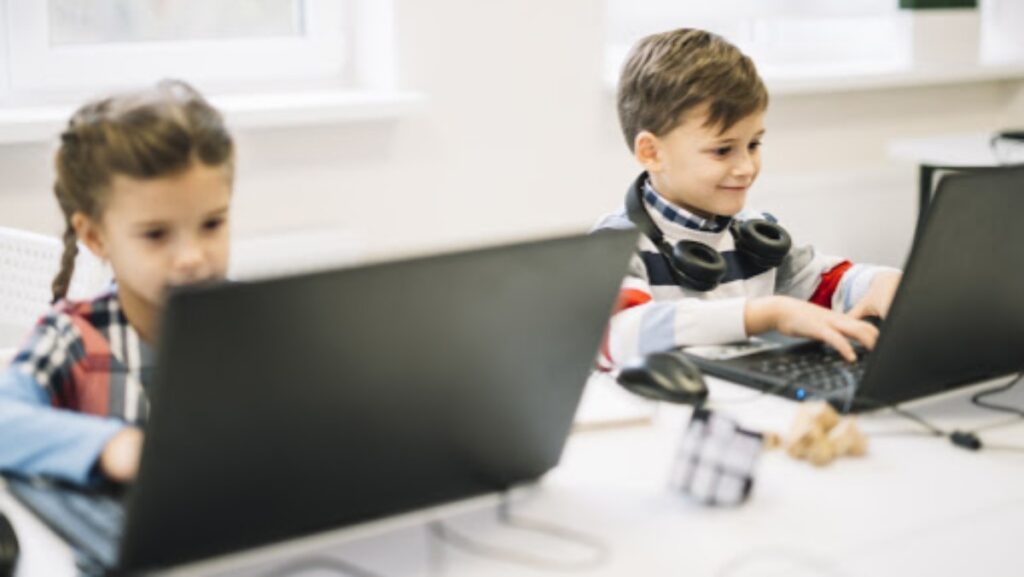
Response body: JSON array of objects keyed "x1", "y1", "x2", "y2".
[
  {"x1": 634, "y1": 130, "x2": 663, "y2": 172},
  {"x1": 71, "y1": 212, "x2": 108, "y2": 260}
]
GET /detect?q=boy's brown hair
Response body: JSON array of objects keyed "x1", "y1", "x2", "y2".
[{"x1": 617, "y1": 28, "x2": 768, "y2": 152}]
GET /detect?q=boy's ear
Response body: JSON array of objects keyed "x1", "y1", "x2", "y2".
[
  {"x1": 633, "y1": 130, "x2": 662, "y2": 172},
  {"x1": 71, "y1": 212, "x2": 108, "y2": 260}
]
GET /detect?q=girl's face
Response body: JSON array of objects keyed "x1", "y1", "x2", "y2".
[{"x1": 77, "y1": 161, "x2": 232, "y2": 317}]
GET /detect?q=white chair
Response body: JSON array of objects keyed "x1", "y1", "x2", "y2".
[
  {"x1": 0, "y1": 225, "x2": 363, "y2": 352},
  {"x1": 0, "y1": 226, "x2": 111, "y2": 350}
]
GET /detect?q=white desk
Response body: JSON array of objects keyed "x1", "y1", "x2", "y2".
[{"x1": 5, "y1": 374, "x2": 1024, "y2": 577}]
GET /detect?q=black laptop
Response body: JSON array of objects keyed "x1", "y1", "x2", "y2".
[
  {"x1": 683, "y1": 166, "x2": 1024, "y2": 412},
  {"x1": 4, "y1": 230, "x2": 637, "y2": 575}
]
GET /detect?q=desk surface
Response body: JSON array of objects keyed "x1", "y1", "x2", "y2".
[{"x1": 6, "y1": 375, "x2": 1024, "y2": 577}]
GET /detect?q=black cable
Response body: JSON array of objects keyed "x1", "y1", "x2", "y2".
[
  {"x1": 700, "y1": 360, "x2": 1021, "y2": 452},
  {"x1": 971, "y1": 372, "x2": 1024, "y2": 417},
  {"x1": 852, "y1": 395, "x2": 945, "y2": 437},
  {"x1": 428, "y1": 492, "x2": 610, "y2": 572},
  {"x1": 744, "y1": 362, "x2": 1023, "y2": 451},
  {"x1": 852, "y1": 373, "x2": 1024, "y2": 452},
  {"x1": 849, "y1": 394, "x2": 982, "y2": 449},
  {"x1": 260, "y1": 554, "x2": 387, "y2": 577}
]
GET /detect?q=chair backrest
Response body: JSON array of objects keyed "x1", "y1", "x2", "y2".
[
  {"x1": 0, "y1": 226, "x2": 111, "y2": 348},
  {"x1": 0, "y1": 226, "x2": 362, "y2": 349}
]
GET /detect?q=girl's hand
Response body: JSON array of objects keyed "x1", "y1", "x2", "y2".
[{"x1": 100, "y1": 427, "x2": 144, "y2": 483}]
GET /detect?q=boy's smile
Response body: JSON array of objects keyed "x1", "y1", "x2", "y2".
[{"x1": 636, "y1": 103, "x2": 765, "y2": 218}]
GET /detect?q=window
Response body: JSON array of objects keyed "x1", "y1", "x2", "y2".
[
  {"x1": 605, "y1": 0, "x2": 911, "y2": 86},
  {"x1": 0, "y1": 0, "x2": 412, "y2": 142},
  {"x1": 606, "y1": 0, "x2": 1024, "y2": 94},
  {"x1": 48, "y1": 0, "x2": 303, "y2": 44},
  {"x1": 981, "y1": 0, "x2": 1024, "y2": 64},
  {"x1": 1, "y1": 0, "x2": 350, "y2": 94}
]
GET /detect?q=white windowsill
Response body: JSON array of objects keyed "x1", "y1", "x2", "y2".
[
  {"x1": 763, "y1": 60, "x2": 1024, "y2": 95},
  {"x1": 604, "y1": 56, "x2": 1024, "y2": 96},
  {"x1": 0, "y1": 88, "x2": 427, "y2": 145}
]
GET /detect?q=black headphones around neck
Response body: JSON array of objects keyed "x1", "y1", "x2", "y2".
[{"x1": 624, "y1": 173, "x2": 792, "y2": 292}]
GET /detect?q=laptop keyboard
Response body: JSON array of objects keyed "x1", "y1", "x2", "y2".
[
  {"x1": 753, "y1": 345, "x2": 869, "y2": 393},
  {"x1": 5, "y1": 477, "x2": 124, "y2": 568}
]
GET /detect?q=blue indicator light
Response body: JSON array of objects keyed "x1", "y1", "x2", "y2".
[{"x1": 795, "y1": 388, "x2": 806, "y2": 400}]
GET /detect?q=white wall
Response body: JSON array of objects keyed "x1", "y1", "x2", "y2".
[
  {"x1": 0, "y1": 0, "x2": 1021, "y2": 270},
  {"x1": 758, "y1": 80, "x2": 1023, "y2": 267}
]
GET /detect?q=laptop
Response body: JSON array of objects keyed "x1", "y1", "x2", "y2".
[
  {"x1": 4, "y1": 230, "x2": 637, "y2": 575},
  {"x1": 682, "y1": 166, "x2": 1024, "y2": 412}
]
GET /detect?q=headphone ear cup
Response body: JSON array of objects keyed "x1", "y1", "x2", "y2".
[
  {"x1": 731, "y1": 220, "x2": 792, "y2": 270},
  {"x1": 671, "y1": 240, "x2": 727, "y2": 291}
]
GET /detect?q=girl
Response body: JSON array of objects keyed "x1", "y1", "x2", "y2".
[{"x1": 0, "y1": 80, "x2": 235, "y2": 485}]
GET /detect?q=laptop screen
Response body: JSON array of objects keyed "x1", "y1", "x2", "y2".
[
  {"x1": 681, "y1": 167, "x2": 1024, "y2": 412},
  {"x1": 117, "y1": 231, "x2": 637, "y2": 572},
  {"x1": 857, "y1": 166, "x2": 1024, "y2": 405}
]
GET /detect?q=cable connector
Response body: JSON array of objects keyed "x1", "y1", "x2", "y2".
[{"x1": 950, "y1": 430, "x2": 983, "y2": 451}]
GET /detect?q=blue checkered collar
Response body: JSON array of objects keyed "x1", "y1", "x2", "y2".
[{"x1": 643, "y1": 179, "x2": 732, "y2": 234}]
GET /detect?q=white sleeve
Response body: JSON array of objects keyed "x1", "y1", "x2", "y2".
[
  {"x1": 601, "y1": 255, "x2": 748, "y2": 368},
  {"x1": 834, "y1": 264, "x2": 903, "y2": 313},
  {"x1": 774, "y1": 244, "x2": 844, "y2": 301}
]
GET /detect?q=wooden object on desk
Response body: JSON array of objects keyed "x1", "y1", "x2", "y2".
[
  {"x1": 829, "y1": 419, "x2": 869, "y2": 457},
  {"x1": 785, "y1": 401, "x2": 839, "y2": 459},
  {"x1": 784, "y1": 402, "x2": 868, "y2": 466}
]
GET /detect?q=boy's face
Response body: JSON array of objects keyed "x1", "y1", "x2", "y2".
[
  {"x1": 75, "y1": 162, "x2": 232, "y2": 318},
  {"x1": 637, "y1": 103, "x2": 765, "y2": 218}
]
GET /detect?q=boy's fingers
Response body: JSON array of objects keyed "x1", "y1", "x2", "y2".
[
  {"x1": 818, "y1": 327, "x2": 857, "y2": 362},
  {"x1": 848, "y1": 298, "x2": 880, "y2": 320},
  {"x1": 847, "y1": 301, "x2": 867, "y2": 319},
  {"x1": 837, "y1": 318, "x2": 879, "y2": 350}
]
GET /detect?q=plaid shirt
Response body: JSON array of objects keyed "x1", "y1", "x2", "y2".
[
  {"x1": 11, "y1": 288, "x2": 153, "y2": 425},
  {"x1": 642, "y1": 179, "x2": 733, "y2": 233}
]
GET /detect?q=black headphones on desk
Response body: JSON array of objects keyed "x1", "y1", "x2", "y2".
[{"x1": 624, "y1": 173, "x2": 792, "y2": 291}]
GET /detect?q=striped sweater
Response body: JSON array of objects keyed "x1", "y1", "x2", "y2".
[{"x1": 593, "y1": 175, "x2": 897, "y2": 368}]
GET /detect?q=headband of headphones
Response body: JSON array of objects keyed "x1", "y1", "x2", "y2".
[{"x1": 624, "y1": 173, "x2": 791, "y2": 291}]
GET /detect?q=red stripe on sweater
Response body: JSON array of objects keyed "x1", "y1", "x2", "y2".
[
  {"x1": 599, "y1": 288, "x2": 653, "y2": 368},
  {"x1": 809, "y1": 260, "x2": 853, "y2": 309},
  {"x1": 614, "y1": 288, "x2": 652, "y2": 313}
]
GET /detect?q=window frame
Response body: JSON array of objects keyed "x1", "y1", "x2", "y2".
[{"x1": 3, "y1": 0, "x2": 349, "y2": 92}]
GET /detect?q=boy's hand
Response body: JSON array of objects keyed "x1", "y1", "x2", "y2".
[
  {"x1": 848, "y1": 270, "x2": 902, "y2": 320},
  {"x1": 745, "y1": 296, "x2": 879, "y2": 362},
  {"x1": 100, "y1": 427, "x2": 144, "y2": 483}
]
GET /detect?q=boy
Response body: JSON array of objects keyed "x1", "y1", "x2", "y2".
[{"x1": 595, "y1": 28, "x2": 901, "y2": 368}]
